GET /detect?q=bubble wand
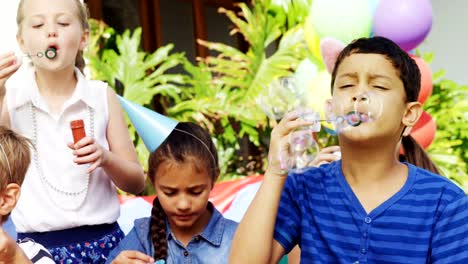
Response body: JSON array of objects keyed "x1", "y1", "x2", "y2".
[{"x1": 20, "y1": 47, "x2": 58, "y2": 60}]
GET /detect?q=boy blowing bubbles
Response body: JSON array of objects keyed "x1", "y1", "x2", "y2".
[{"x1": 0, "y1": 126, "x2": 53, "y2": 264}]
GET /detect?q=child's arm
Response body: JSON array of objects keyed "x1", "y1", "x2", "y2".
[
  {"x1": 69, "y1": 88, "x2": 145, "y2": 194},
  {"x1": 101, "y1": 88, "x2": 145, "y2": 194},
  {"x1": 0, "y1": 227, "x2": 32, "y2": 264},
  {"x1": 430, "y1": 195, "x2": 468, "y2": 263},
  {"x1": 229, "y1": 111, "x2": 313, "y2": 263},
  {"x1": 102, "y1": 88, "x2": 145, "y2": 194},
  {"x1": 0, "y1": 52, "x2": 21, "y2": 127}
]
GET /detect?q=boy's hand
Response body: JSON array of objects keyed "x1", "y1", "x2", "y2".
[
  {"x1": 111, "y1": 250, "x2": 154, "y2": 264},
  {"x1": 0, "y1": 227, "x2": 31, "y2": 264},
  {"x1": 310, "y1": 145, "x2": 341, "y2": 167},
  {"x1": 267, "y1": 110, "x2": 315, "y2": 177},
  {"x1": 0, "y1": 52, "x2": 22, "y2": 95},
  {"x1": 67, "y1": 137, "x2": 109, "y2": 174}
]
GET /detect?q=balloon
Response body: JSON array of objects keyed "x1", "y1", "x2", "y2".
[
  {"x1": 373, "y1": 0, "x2": 433, "y2": 51},
  {"x1": 369, "y1": 0, "x2": 380, "y2": 36},
  {"x1": 304, "y1": 13, "x2": 322, "y2": 60},
  {"x1": 306, "y1": 70, "x2": 332, "y2": 120},
  {"x1": 369, "y1": 0, "x2": 380, "y2": 14},
  {"x1": 320, "y1": 37, "x2": 345, "y2": 73},
  {"x1": 410, "y1": 55, "x2": 433, "y2": 104},
  {"x1": 310, "y1": 0, "x2": 372, "y2": 44},
  {"x1": 295, "y1": 58, "x2": 319, "y2": 91}
]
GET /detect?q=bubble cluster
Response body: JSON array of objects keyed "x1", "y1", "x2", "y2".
[
  {"x1": 258, "y1": 76, "x2": 385, "y2": 173},
  {"x1": 325, "y1": 91, "x2": 383, "y2": 134},
  {"x1": 256, "y1": 76, "x2": 306, "y2": 120},
  {"x1": 22, "y1": 47, "x2": 57, "y2": 60}
]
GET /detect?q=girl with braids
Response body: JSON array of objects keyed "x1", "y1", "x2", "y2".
[
  {"x1": 107, "y1": 122, "x2": 238, "y2": 264},
  {"x1": 0, "y1": 0, "x2": 145, "y2": 262},
  {"x1": 230, "y1": 37, "x2": 468, "y2": 263}
]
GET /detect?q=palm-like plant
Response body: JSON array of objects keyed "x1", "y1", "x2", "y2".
[
  {"x1": 85, "y1": 19, "x2": 187, "y2": 169},
  {"x1": 84, "y1": 0, "x2": 313, "y2": 179},
  {"x1": 167, "y1": 0, "x2": 309, "y2": 177}
]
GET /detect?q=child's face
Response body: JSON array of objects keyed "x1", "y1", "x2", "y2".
[
  {"x1": 154, "y1": 159, "x2": 213, "y2": 232},
  {"x1": 332, "y1": 53, "x2": 409, "y2": 142},
  {"x1": 17, "y1": 0, "x2": 87, "y2": 71}
]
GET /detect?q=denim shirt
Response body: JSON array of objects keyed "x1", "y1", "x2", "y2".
[{"x1": 106, "y1": 203, "x2": 238, "y2": 264}]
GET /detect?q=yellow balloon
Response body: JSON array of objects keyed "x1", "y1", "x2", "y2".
[
  {"x1": 306, "y1": 70, "x2": 332, "y2": 120},
  {"x1": 304, "y1": 13, "x2": 322, "y2": 62}
]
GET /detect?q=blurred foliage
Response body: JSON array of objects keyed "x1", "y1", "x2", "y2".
[
  {"x1": 424, "y1": 73, "x2": 468, "y2": 191},
  {"x1": 85, "y1": 0, "x2": 309, "y2": 188},
  {"x1": 86, "y1": 19, "x2": 187, "y2": 171}
]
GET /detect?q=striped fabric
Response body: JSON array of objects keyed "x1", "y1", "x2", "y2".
[
  {"x1": 18, "y1": 239, "x2": 54, "y2": 264},
  {"x1": 274, "y1": 160, "x2": 468, "y2": 263}
]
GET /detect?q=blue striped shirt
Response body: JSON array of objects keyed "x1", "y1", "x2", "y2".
[{"x1": 274, "y1": 160, "x2": 468, "y2": 263}]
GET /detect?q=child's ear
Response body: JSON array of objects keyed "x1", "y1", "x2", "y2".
[
  {"x1": 0, "y1": 183, "x2": 21, "y2": 216},
  {"x1": 402, "y1": 101, "x2": 422, "y2": 136},
  {"x1": 16, "y1": 34, "x2": 26, "y2": 53},
  {"x1": 79, "y1": 29, "x2": 89, "y2": 51},
  {"x1": 320, "y1": 37, "x2": 345, "y2": 74}
]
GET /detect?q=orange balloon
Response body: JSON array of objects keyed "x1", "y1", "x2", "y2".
[{"x1": 410, "y1": 55, "x2": 433, "y2": 104}]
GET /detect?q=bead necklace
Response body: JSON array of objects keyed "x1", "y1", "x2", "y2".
[{"x1": 30, "y1": 102, "x2": 94, "y2": 209}]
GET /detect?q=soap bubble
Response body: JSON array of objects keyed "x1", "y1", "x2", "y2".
[{"x1": 325, "y1": 91, "x2": 383, "y2": 134}]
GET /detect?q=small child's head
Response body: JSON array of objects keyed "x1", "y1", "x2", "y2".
[
  {"x1": 329, "y1": 36, "x2": 438, "y2": 172},
  {"x1": 0, "y1": 126, "x2": 32, "y2": 224},
  {"x1": 147, "y1": 122, "x2": 219, "y2": 260},
  {"x1": 16, "y1": 0, "x2": 89, "y2": 72}
]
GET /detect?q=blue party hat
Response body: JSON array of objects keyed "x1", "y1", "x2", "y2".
[{"x1": 118, "y1": 96, "x2": 178, "y2": 152}]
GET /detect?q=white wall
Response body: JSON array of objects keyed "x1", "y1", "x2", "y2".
[
  {"x1": 419, "y1": 0, "x2": 468, "y2": 85},
  {"x1": 0, "y1": 0, "x2": 20, "y2": 54}
]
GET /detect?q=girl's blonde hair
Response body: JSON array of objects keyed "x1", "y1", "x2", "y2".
[{"x1": 16, "y1": 0, "x2": 90, "y2": 72}]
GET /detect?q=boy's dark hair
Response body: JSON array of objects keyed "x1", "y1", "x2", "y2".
[
  {"x1": 330, "y1": 36, "x2": 439, "y2": 174},
  {"x1": 147, "y1": 122, "x2": 219, "y2": 261},
  {"x1": 0, "y1": 126, "x2": 32, "y2": 191}
]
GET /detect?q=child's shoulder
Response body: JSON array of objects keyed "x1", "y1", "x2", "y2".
[
  {"x1": 221, "y1": 214, "x2": 239, "y2": 231},
  {"x1": 128, "y1": 217, "x2": 152, "y2": 238},
  {"x1": 410, "y1": 164, "x2": 466, "y2": 200},
  {"x1": 220, "y1": 217, "x2": 238, "y2": 242}
]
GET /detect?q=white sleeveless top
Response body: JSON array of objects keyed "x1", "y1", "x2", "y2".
[{"x1": 7, "y1": 67, "x2": 120, "y2": 232}]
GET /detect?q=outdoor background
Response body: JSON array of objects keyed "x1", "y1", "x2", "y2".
[
  {"x1": 2, "y1": 0, "x2": 467, "y2": 84},
  {"x1": 1, "y1": 0, "x2": 466, "y2": 194}
]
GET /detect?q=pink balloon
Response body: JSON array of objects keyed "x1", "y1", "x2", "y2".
[
  {"x1": 373, "y1": 0, "x2": 433, "y2": 51},
  {"x1": 320, "y1": 37, "x2": 345, "y2": 73}
]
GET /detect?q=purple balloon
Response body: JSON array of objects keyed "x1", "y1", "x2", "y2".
[{"x1": 373, "y1": 0, "x2": 432, "y2": 51}]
